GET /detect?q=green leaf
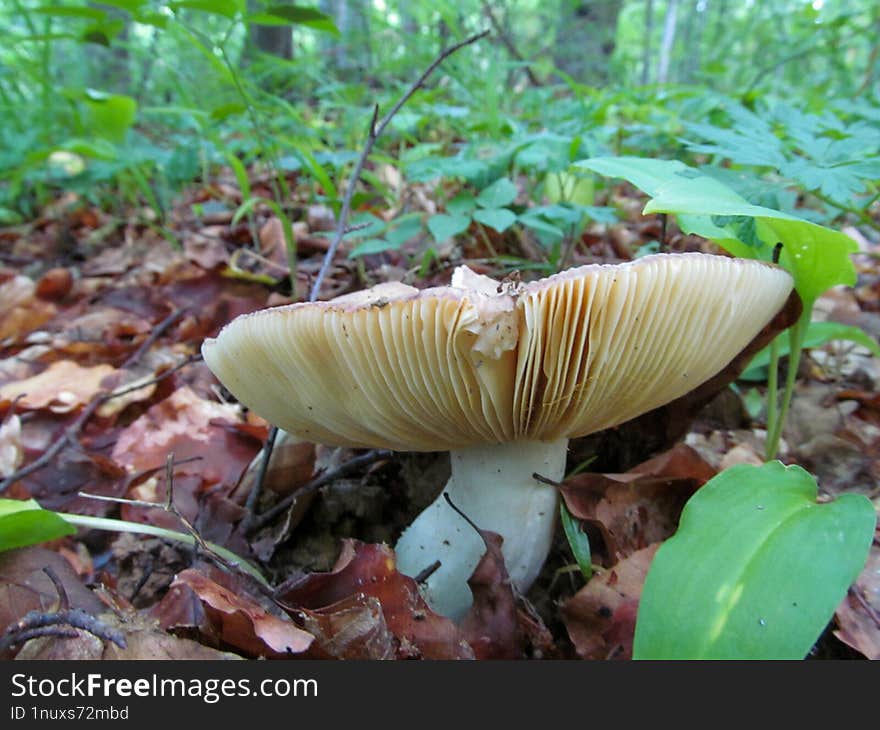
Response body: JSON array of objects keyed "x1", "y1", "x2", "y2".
[
  {"x1": 633, "y1": 462, "x2": 876, "y2": 660},
  {"x1": 34, "y1": 5, "x2": 108, "y2": 21},
  {"x1": 446, "y1": 193, "x2": 477, "y2": 216},
  {"x1": 0, "y1": 499, "x2": 76, "y2": 553},
  {"x1": 643, "y1": 174, "x2": 858, "y2": 307},
  {"x1": 544, "y1": 172, "x2": 594, "y2": 206},
  {"x1": 169, "y1": 0, "x2": 242, "y2": 18},
  {"x1": 476, "y1": 178, "x2": 517, "y2": 209},
  {"x1": 740, "y1": 320, "x2": 880, "y2": 381},
  {"x1": 560, "y1": 500, "x2": 592, "y2": 581},
  {"x1": 473, "y1": 207, "x2": 516, "y2": 233},
  {"x1": 518, "y1": 212, "x2": 565, "y2": 239},
  {"x1": 250, "y1": 5, "x2": 339, "y2": 34},
  {"x1": 427, "y1": 213, "x2": 470, "y2": 242},
  {"x1": 579, "y1": 157, "x2": 858, "y2": 308},
  {"x1": 81, "y1": 90, "x2": 137, "y2": 144},
  {"x1": 348, "y1": 238, "x2": 396, "y2": 258},
  {"x1": 575, "y1": 156, "x2": 689, "y2": 197}
]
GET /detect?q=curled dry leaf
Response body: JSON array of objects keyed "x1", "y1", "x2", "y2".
[
  {"x1": 0, "y1": 360, "x2": 116, "y2": 413},
  {"x1": 834, "y1": 529, "x2": 880, "y2": 659},
  {"x1": 299, "y1": 595, "x2": 397, "y2": 660},
  {"x1": 459, "y1": 530, "x2": 522, "y2": 659},
  {"x1": 164, "y1": 569, "x2": 314, "y2": 658},
  {"x1": 560, "y1": 444, "x2": 715, "y2": 563},
  {"x1": 562, "y1": 544, "x2": 659, "y2": 660},
  {"x1": 277, "y1": 540, "x2": 473, "y2": 659}
]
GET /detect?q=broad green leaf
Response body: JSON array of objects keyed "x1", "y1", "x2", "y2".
[
  {"x1": 427, "y1": 213, "x2": 470, "y2": 242},
  {"x1": 0, "y1": 499, "x2": 76, "y2": 553},
  {"x1": 383, "y1": 214, "x2": 423, "y2": 247},
  {"x1": 579, "y1": 156, "x2": 858, "y2": 307},
  {"x1": 476, "y1": 178, "x2": 517, "y2": 209},
  {"x1": 446, "y1": 193, "x2": 477, "y2": 216},
  {"x1": 517, "y1": 214, "x2": 565, "y2": 239},
  {"x1": 740, "y1": 320, "x2": 880, "y2": 381},
  {"x1": 348, "y1": 238, "x2": 397, "y2": 258},
  {"x1": 473, "y1": 207, "x2": 516, "y2": 232},
  {"x1": 250, "y1": 5, "x2": 339, "y2": 35},
  {"x1": 81, "y1": 90, "x2": 137, "y2": 144},
  {"x1": 643, "y1": 174, "x2": 858, "y2": 306},
  {"x1": 574, "y1": 156, "x2": 689, "y2": 196},
  {"x1": 169, "y1": 0, "x2": 242, "y2": 18},
  {"x1": 633, "y1": 462, "x2": 876, "y2": 660}
]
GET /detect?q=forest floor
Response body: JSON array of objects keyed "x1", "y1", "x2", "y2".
[{"x1": 1, "y1": 166, "x2": 878, "y2": 660}]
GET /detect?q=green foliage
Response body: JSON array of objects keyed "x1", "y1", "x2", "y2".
[
  {"x1": 634, "y1": 462, "x2": 876, "y2": 659},
  {"x1": 0, "y1": 498, "x2": 75, "y2": 552},
  {"x1": 559, "y1": 500, "x2": 592, "y2": 582},
  {"x1": 741, "y1": 320, "x2": 880, "y2": 382}
]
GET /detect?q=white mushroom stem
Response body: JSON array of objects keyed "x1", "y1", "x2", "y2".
[{"x1": 394, "y1": 438, "x2": 568, "y2": 620}]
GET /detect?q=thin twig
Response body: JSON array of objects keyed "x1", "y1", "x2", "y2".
[
  {"x1": 41, "y1": 566, "x2": 69, "y2": 612},
  {"x1": 480, "y1": 0, "x2": 540, "y2": 86},
  {"x1": 106, "y1": 353, "x2": 202, "y2": 401},
  {"x1": 121, "y1": 306, "x2": 190, "y2": 370},
  {"x1": 0, "y1": 608, "x2": 127, "y2": 653},
  {"x1": 240, "y1": 425, "x2": 279, "y2": 533},
  {"x1": 308, "y1": 30, "x2": 489, "y2": 302},
  {"x1": 0, "y1": 354, "x2": 200, "y2": 492},
  {"x1": 248, "y1": 449, "x2": 392, "y2": 532}
]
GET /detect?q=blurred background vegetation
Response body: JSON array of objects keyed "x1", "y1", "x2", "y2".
[{"x1": 1, "y1": 0, "x2": 878, "y2": 257}]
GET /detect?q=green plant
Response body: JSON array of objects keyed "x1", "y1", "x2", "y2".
[
  {"x1": 633, "y1": 462, "x2": 875, "y2": 659},
  {"x1": 0, "y1": 498, "x2": 267, "y2": 584},
  {"x1": 577, "y1": 155, "x2": 859, "y2": 459}
]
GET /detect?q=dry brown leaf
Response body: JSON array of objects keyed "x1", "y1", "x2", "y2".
[
  {"x1": 277, "y1": 540, "x2": 473, "y2": 659},
  {"x1": 561, "y1": 444, "x2": 714, "y2": 562},
  {"x1": 111, "y1": 386, "x2": 246, "y2": 476},
  {"x1": 562, "y1": 544, "x2": 659, "y2": 660},
  {"x1": 0, "y1": 275, "x2": 56, "y2": 341},
  {"x1": 459, "y1": 530, "x2": 522, "y2": 659},
  {"x1": 834, "y1": 531, "x2": 880, "y2": 659},
  {"x1": 166, "y1": 569, "x2": 314, "y2": 658},
  {"x1": 299, "y1": 595, "x2": 396, "y2": 659},
  {"x1": 0, "y1": 360, "x2": 116, "y2": 413}
]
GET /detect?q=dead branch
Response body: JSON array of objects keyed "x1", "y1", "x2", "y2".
[
  {"x1": 0, "y1": 608, "x2": 127, "y2": 653},
  {"x1": 308, "y1": 30, "x2": 489, "y2": 302}
]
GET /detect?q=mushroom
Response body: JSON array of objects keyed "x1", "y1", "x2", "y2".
[{"x1": 202, "y1": 253, "x2": 794, "y2": 618}]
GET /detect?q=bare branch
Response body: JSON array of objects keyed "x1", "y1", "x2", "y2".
[{"x1": 308, "y1": 30, "x2": 489, "y2": 302}]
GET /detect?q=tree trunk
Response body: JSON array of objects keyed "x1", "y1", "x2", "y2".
[
  {"x1": 319, "y1": 0, "x2": 371, "y2": 81},
  {"x1": 641, "y1": 0, "x2": 655, "y2": 85},
  {"x1": 553, "y1": 0, "x2": 624, "y2": 85},
  {"x1": 248, "y1": 0, "x2": 293, "y2": 60},
  {"x1": 657, "y1": 0, "x2": 679, "y2": 84}
]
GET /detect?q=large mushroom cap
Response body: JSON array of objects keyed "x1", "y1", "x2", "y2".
[{"x1": 202, "y1": 253, "x2": 794, "y2": 451}]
